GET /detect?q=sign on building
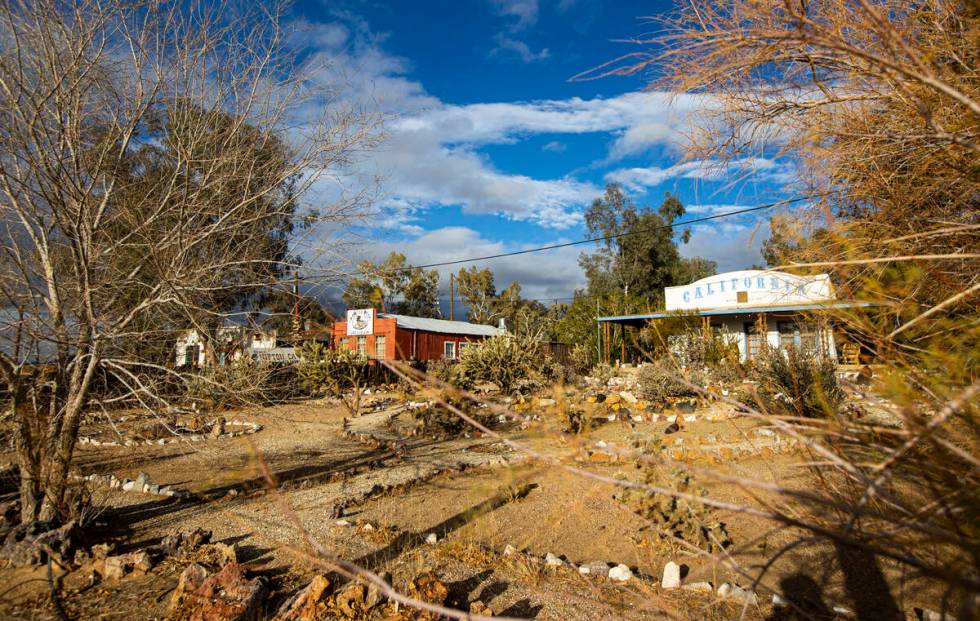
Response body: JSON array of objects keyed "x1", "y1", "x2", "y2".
[
  {"x1": 346, "y1": 308, "x2": 374, "y2": 336},
  {"x1": 665, "y1": 270, "x2": 834, "y2": 312}
]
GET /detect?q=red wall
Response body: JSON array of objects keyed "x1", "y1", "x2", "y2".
[{"x1": 332, "y1": 314, "x2": 489, "y2": 361}]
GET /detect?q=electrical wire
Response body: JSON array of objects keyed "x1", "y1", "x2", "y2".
[{"x1": 345, "y1": 195, "x2": 808, "y2": 275}]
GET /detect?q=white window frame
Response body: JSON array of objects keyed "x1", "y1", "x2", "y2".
[
  {"x1": 356, "y1": 336, "x2": 367, "y2": 357},
  {"x1": 374, "y1": 334, "x2": 386, "y2": 359},
  {"x1": 443, "y1": 341, "x2": 457, "y2": 360}
]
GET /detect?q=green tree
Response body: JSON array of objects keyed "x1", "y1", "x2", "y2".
[
  {"x1": 455, "y1": 266, "x2": 497, "y2": 324},
  {"x1": 343, "y1": 252, "x2": 440, "y2": 318},
  {"x1": 579, "y1": 185, "x2": 715, "y2": 306}
]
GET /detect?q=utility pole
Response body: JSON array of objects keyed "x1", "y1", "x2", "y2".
[
  {"x1": 449, "y1": 272, "x2": 455, "y2": 321},
  {"x1": 596, "y1": 298, "x2": 601, "y2": 363},
  {"x1": 292, "y1": 271, "x2": 301, "y2": 343}
]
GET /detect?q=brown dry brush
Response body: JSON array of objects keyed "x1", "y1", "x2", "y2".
[{"x1": 574, "y1": 0, "x2": 980, "y2": 608}]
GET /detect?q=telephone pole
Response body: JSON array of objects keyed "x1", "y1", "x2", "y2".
[{"x1": 449, "y1": 272, "x2": 455, "y2": 320}]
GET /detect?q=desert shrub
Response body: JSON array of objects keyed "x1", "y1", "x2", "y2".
[
  {"x1": 425, "y1": 358, "x2": 473, "y2": 390},
  {"x1": 637, "y1": 364, "x2": 707, "y2": 406},
  {"x1": 185, "y1": 356, "x2": 288, "y2": 407},
  {"x1": 752, "y1": 346, "x2": 843, "y2": 418},
  {"x1": 670, "y1": 327, "x2": 742, "y2": 373},
  {"x1": 622, "y1": 466, "x2": 732, "y2": 554},
  {"x1": 567, "y1": 342, "x2": 594, "y2": 375},
  {"x1": 458, "y1": 333, "x2": 537, "y2": 393},
  {"x1": 539, "y1": 355, "x2": 573, "y2": 385},
  {"x1": 411, "y1": 392, "x2": 492, "y2": 438},
  {"x1": 296, "y1": 343, "x2": 371, "y2": 416},
  {"x1": 588, "y1": 362, "x2": 614, "y2": 386}
]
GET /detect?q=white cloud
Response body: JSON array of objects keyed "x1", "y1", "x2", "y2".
[
  {"x1": 490, "y1": 0, "x2": 540, "y2": 30},
  {"x1": 542, "y1": 140, "x2": 566, "y2": 152},
  {"x1": 492, "y1": 35, "x2": 551, "y2": 63},
  {"x1": 680, "y1": 221, "x2": 770, "y2": 272},
  {"x1": 605, "y1": 157, "x2": 794, "y2": 192}
]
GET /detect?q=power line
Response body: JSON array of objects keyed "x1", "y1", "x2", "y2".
[{"x1": 345, "y1": 195, "x2": 807, "y2": 276}]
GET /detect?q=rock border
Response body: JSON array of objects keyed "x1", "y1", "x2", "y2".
[{"x1": 78, "y1": 418, "x2": 262, "y2": 448}]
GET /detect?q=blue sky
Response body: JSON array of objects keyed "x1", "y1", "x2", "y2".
[{"x1": 289, "y1": 1, "x2": 795, "y2": 304}]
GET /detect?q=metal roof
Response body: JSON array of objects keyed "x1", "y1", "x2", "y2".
[
  {"x1": 598, "y1": 301, "x2": 879, "y2": 324},
  {"x1": 379, "y1": 313, "x2": 504, "y2": 337}
]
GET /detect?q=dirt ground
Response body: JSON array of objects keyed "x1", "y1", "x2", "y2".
[{"x1": 0, "y1": 379, "x2": 942, "y2": 620}]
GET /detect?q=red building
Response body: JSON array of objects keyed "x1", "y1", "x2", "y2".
[{"x1": 332, "y1": 309, "x2": 503, "y2": 362}]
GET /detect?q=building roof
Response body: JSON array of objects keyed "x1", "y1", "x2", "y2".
[
  {"x1": 598, "y1": 301, "x2": 879, "y2": 326},
  {"x1": 378, "y1": 313, "x2": 504, "y2": 337}
]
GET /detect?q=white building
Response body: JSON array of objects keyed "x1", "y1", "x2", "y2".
[
  {"x1": 175, "y1": 325, "x2": 277, "y2": 367},
  {"x1": 598, "y1": 269, "x2": 875, "y2": 363}
]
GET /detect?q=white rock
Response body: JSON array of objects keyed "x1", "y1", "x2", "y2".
[
  {"x1": 632, "y1": 415, "x2": 644, "y2": 422},
  {"x1": 619, "y1": 391, "x2": 638, "y2": 404},
  {"x1": 595, "y1": 440, "x2": 608, "y2": 448},
  {"x1": 503, "y1": 544, "x2": 517, "y2": 556},
  {"x1": 684, "y1": 414, "x2": 696, "y2": 422},
  {"x1": 362, "y1": 523, "x2": 374, "y2": 531},
  {"x1": 121, "y1": 480, "x2": 137, "y2": 492},
  {"x1": 608, "y1": 564, "x2": 633, "y2": 582},
  {"x1": 717, "y1": 583, "x2": 758, "y2": 605},
  {"x1": 497, "y1": 415, "x2": 508, "y2": 424},
  {"x1": 538, "y1": 398, "x2": 556, "y2": 406},
  {"x1": 607, "y1": 414, "x2": 616, "y2": 421},
  {"x1": 756, "y1": 428, "x2": 775, "y2": 437},
  {"x1": 682, "y1": 581, "x2": 713, "y2": 593},
  {"x1": 661, "y1": 561, "x2": 681, "y2": 589},
  {"x1": 832, "y1": 605, "x2": 854, "y2": 616},
  {"x1": 335, "y1": 520, "x2": 351, "y2": 526},
  {"x1": 544, "y1": 552, "x2": 563, "y2": 567},
  {"x1": 425, "y1": 533, "x2": 438, "y2": 545},
  {"x1": 579, "y1": 561, "x2": 610, "y2": 577},
  {"x1": 667, "y1": 415, "x2": 677, "y2": 423},
  {"x1": 772, "y1": 594, "x2": 788, "y2": 607}
]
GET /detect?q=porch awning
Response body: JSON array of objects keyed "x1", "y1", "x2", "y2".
[{"x1": 597, "y1": 301, "x2": 878, "y2": 327}]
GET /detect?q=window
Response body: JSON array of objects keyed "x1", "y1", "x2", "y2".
[
  {"x1": 778, "y1": 321, "x2": 821, "y2": 353},
  {"x1": 184, "y1": 345, "x2": 200, "y2": 367},
  {"x1": 356, "y1": 336, "x2": 367, "y2": 357},
  {"x1": 375, "y1": 335, "x2": 386, "y2": 359},
  {"x1": 443, "y1": 341, "x2": 457, "y2": 360},
  {"x1": 340, "y1": 338, "x2": 349, "y2": 350},
  {"x1": 458, "y1": 342, "x2": 475, "y2": 356}
]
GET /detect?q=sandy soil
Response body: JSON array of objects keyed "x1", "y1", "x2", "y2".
[{"x1": 0, "y1": 387, "x2": 940, "y2": 620}]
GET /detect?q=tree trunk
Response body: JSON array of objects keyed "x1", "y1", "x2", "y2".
[{"x1": 11, "y1": 383, "x2": 43, "y2": 523}]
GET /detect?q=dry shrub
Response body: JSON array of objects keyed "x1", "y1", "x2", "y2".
[
  {"x1": 590, "y1": 0, "x2": 980, "y2": 601},
  {"x1": 622, "y1": 466, "x2": 732, "y2": 555},
  {"x1": 751, "y1": 346, "x2": 844, "y2": 418},
  {"x1": 567, "y1": 342, "x2": 594, "y2": 376},
  {"x1": 184, "y1": 357, "x2": 292, "y2": 408},
  {"x1": 637, "y1": 364, "x2": 706, "y2": 407},
  {"x1": 411, "y1": 396, "x2": 493, "y2": 438}
]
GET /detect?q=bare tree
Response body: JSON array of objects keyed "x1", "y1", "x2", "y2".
[{"x1": 0, "y1": 0, "x2": 379, "y2": 522}]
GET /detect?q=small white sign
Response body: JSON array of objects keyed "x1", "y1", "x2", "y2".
[
  {"x1": 665, "y1": 270, "x2": 834, "y2": 312},
  {"x1": 346, "y1": 308, "x2": 374, "y2": 336}
]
